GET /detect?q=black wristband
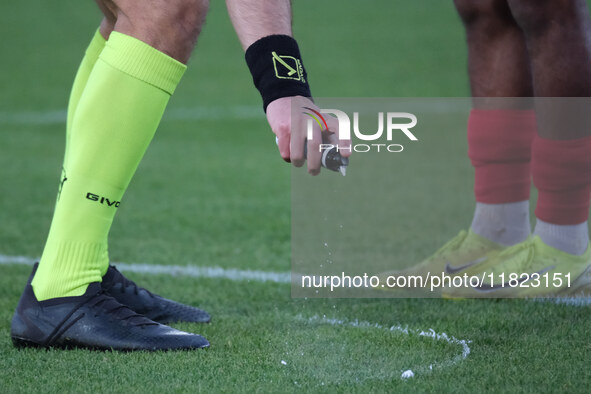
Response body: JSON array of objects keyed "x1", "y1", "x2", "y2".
[{"x1": 245, "y1": 35, "x2": 312, "y2": 112}]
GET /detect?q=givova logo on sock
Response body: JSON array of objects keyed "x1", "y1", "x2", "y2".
[
  {"x1": 57, "y1": 167, "x2": 68, "y2": 201},
  {"x1": 86, "y1": 192, "x2": 120, "y2": 208}
]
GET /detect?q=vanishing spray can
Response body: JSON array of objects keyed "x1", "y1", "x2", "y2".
[{"x1": 276, "y1": 136, "x2": 349, "y2": 176}]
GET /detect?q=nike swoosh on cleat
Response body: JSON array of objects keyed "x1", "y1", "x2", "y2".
[
  {"x1": 473, "y1": 265, "x2": 555, "y2": 293},
  {"x1": 445, "y1": 257, "x2": 488, "y2": 274}
]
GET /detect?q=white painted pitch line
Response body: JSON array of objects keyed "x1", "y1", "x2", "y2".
[
  {"x1": 0, "y1": 254, "x2": 290, "y2": 284},
  {"x1": 164, "y1": 106, "x2": 264, "y2": 121},
  {"x1": 535, "y1": 296, "x2": 591, "y2": 307},
  {"x1": 0, "y1": 255, "x2": 34, "y2": 265},
  {"x1": 0, "y1": 106, "x2": 264, "y2": 125},
  {"x1": 0, "y1": 101, "x2": 470, "y2": 126},
  {"x1": 3, "y1": 254, "x2": 591, "y2": 305},
  {"x1": 303, "y1": 315, "x2": 471, "y2": 380},
  {"x1": 0, "y1": 110, "x2": 67, "y2": 125},
  {"x1": 115, "y1": 262, "x2": 290, "y2": 283}
]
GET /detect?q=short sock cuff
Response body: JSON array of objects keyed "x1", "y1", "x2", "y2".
[
  {"x1": 100, "y1": 32, "x2": 186, "y2": 95},
  {"x1": 32, "y1": 241, "x2": 107, "y2": 301}
]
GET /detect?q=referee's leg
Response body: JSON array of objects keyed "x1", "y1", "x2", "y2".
[{"x1": 12, "y1": 0, "x2": 211, "y2": 351}]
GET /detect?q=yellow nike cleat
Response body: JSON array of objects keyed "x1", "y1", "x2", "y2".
[
  {"x1": 443, "y1": 236, "x2": 591, "y2": 298},
  {"x1": 566, "y1": 263, "x2": 591, "y2": 296},
  {"x1": 377, "y1": 230, "x2": 506, "y2": 295}
]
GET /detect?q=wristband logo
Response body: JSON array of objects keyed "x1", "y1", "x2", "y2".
[
  {"x1": 272, "y1": 51, "x2": 305, "y2": 82},
  {"x1": 304, "y1": 108, "x2": 418, "y2": 153}
]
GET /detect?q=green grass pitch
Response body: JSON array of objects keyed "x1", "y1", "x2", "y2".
[{"x1": 1, "y1": 1, "x2": 591, "y2": 392}]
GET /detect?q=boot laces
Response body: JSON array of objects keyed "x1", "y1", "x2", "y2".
[{"x1": 80, "y1": 290, "x2": 158, "y2": 327}]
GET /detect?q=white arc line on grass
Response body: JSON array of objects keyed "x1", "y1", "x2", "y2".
[
  {"x1": 302, "y1": 315, "x2": 471, "y2": 379},
  {"x1": 0, "y1": 253, "x2": 474, "y2": 380}
]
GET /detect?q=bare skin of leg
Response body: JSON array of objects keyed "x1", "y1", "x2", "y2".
[
  {"x1": 454, "y1": 0, "x2": 533, "y2": 109},
  {"x1": 507, "y1": 0, "x2": 591, "y2": 139},
  {"x1": 95, "y1": 0, "x2": 209, "y2": 64}
]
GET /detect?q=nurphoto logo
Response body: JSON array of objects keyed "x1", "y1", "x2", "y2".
[{"x1": 304, "y1": 108, "x2": 418, "y2": 153}]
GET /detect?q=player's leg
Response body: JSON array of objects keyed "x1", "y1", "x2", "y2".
[
  {"x1": 378, "y1": 1, "x2": 536, "y2": 290},
  {"x1": 455, "y1": 0, "x2": 532, "y2": 98},
  {"x1": 445, "y1": 0, "x2": 591, "y2": 298},
  {"x1": 498, "y1": 0, "x2": 591, "y2": 296},
  {"x1": 507, "y1": 0, "x2": 591, "y2": 255},
  {"x1": 12, "y1": 0, "x2": 211, "y2": 350},
  {"x1": 456, "y1": 0, "x2": 536, "y2": 247}
]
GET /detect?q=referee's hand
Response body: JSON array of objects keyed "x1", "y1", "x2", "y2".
[{"x1": 266, "y1": 96, "x2": 351, "y2": 175}]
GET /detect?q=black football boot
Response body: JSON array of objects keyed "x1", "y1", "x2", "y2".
[
  {"x1": 11, "y1": 268, "x2": 209, "y2": 351},
  {"x1": 101, "y1": 265, "x2": 211, "y2": 324}
]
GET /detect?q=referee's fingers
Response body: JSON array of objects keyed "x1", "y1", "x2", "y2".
[
  {"x1": 275, "y1": 132, "x2": 290, "y2": 163},
  {"x1": 290, "y1": 113, "x2": 306, "y2": 167},
  {"x1": 306, "y1": 122, "x2": 323, "y2": 176}
]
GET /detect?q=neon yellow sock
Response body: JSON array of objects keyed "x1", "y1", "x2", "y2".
[
  {"x1": 32, "y1": 32, "x2": 186, "y2": 300},
  {"x1": 51, "y1": 30, "x2": 106, "y2": 210},
  {"x1": 64, "y1": 29, "x2": 106, "y2": 170}
]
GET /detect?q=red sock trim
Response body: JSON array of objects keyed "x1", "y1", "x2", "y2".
[
  {"x1": 532, "y1": 135, "x2": 591, "y2": 225},
  {"x1": 468, "y1": 109, "x2": 537, "y2": 203}
]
